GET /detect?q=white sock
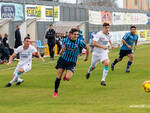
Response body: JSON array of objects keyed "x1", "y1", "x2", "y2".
[
  {"x1": 102, "y1": 67, "x2": 109, "y2": 81},
  {"x1": 10, "y1": 74, "x2": 18, "y2": 84},
  {"x1": 17, "y1": 78, "x2": 23, "y2": 82}
]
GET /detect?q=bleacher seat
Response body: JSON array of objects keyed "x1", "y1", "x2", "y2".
[{"x1": 36, "y1": 40, "x2": 46, "y2": 49}]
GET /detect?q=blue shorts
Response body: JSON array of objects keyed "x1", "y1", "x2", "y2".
[
  {"x1": 56, "y1": 57, "x2": 76, "y2": 72},
  {"x1": 119, "y1": 49, "x2": 133, "y2": 58}
]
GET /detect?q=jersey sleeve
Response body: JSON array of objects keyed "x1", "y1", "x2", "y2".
[
  {"x1": 122, "y1": 33, "x2": 129, "y2": 40},
  {"x1": 79, "y1": 40, "x2": 86, "y2": 48},
  {"x1": 62, "y1": 38, "x2": 67, "y2": 46},
  {"x1": 31, "y1": 46, "x2": 37, "y2": 53},
  {"x1": 93, "y1": 33, "x2": 100, "y2": 42},
  {"x1": 14, "y1": 46, "x2": 22, "y2": 54}
]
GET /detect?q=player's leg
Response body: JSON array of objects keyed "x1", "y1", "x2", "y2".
[
  {"x1": 86, "y1": 55, "x2": 100, "y2": 79},
  {"x1": 65, "y1": 70, "x2": 73, "y2": 81},
  {"x1": 101, "y1": 58, "x2": 109, "y2": 86},
  {"x1": 125, "y1": 52, "x2": 134, "y2": 73},
  {"x1": 111, "y1": 50, "x2": 125, "y2": 71},
  {"x1": 53, "y1": 68, "x2": 64, "y2": 97},
  {"x1": 5, "y1": 67, "x2": 24, "y2": 87},
  {"x1": 16, "y1": 65, "x2": 31, "y2": 85}
]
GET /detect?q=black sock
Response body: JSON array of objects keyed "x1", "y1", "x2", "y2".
[
  {"x1": 126, "y1": 61, "x2": 132, "y2": 70},
  {"x1": 54, "y1": 78, "x2": 61, "y2": 93},
  {"x1": 112, "y1": 59, "x2": 118, "y2": 65}
]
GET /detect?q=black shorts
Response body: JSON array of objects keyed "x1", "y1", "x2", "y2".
[
  {"x1": 119, "y1": 50, "x2": 133, "y2": 58},
  {"x1": 56, "y1": 57, "x2": 76, "y2": 72}
]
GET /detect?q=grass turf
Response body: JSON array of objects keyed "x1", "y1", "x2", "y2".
[{"x1": 0, "y1": 44, "x2": 150, "y2": 113}]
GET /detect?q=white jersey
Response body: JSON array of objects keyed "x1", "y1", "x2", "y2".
[
  {"x1": 92, "y1": 31, "x2": 111, "y2": 56},
  {"x1": 15, "y1": 45, "x2": 37, "y2": 66}
]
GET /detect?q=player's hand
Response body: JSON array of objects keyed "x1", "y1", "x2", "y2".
[
  {"x1": 102, "y1": 46, "x2": 108, "y2": 50},
  {"x1": 127, "y1": 45, "x2": 132, "y2": 49},
  {"x1": 134, "y1": 47, "x2": 136, "y2": 51},
  {"x1": 7, "y1": 62, "x2": 11, "y2": 66}
]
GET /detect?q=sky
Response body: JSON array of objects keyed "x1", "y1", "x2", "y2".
[{"x1": 59, "y1": 0, "x2": 123, "y2": 8}]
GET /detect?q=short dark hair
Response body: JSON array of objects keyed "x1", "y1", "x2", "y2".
[
  {"x1": 130, "y1": 26, "x2": 136, "y2": 29},
  {"x1": 103, "y1": 23, "x2": 110, "y2": 27},
  {"x1": 69, "y1": 28, "x2": 78, "y2": 34},
  {"x1": 24, "y1": 37, "x2": 30, "y2": 41},
  {"x1": 50, "y1": 24, "x2": 53, "y2": 26}
]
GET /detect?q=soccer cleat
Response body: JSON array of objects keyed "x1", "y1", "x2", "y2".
[
  {"x1": 111, "y1": 63, "x2": 114, "y2": 71},
  {"x1": 16, "y1": 80, "x2": 24, "y2": 86},
  {"x1": 125, "y1": 69, "x2": 130, "y2": 73},
  {"x1": 5, "y1": 83, "x2": 11, "y2": 87},
  {"x1": 101, "y1": 81, "x2": 106, "y2": 86},
  {"x1": 52, "y1": 92, "x2": 58, "y2": 98},
  {"x1": 63, "y1": 75, "x2": 66, "y2": 81},
  {"x1": 86, "y1": 73, "x2": 90, "y2": 79}
]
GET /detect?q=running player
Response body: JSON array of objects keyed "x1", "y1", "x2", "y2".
[
  {"x1": 111, "y1": 26, "x2": 138, "y2": 73},
  {"x1": 52, "y1": 28, "x2": 89, "y2": 97},
  {"x1": 5, "y1": 37, "x2": 45, "y2": 87},
  {"x1": 85, "y1": 23, "x2": 114, "y2": 86}
]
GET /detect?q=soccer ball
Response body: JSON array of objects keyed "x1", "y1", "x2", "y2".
[{"x1": 142, "y1": 81, "x2": 150, "y2": 93}]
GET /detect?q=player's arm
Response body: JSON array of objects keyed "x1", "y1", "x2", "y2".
[
  {"x1": 92, "y1": 41, "x2": 108, "y2": 50},
  {"x1": 59, "y1": 45, "x2": 66, "y2": 55},
  {"x1": 37, "y1": 52, "x2": 45, "y2": 62},
  {"x1": 109, "y1": 40, "x2": 114, "y2": 50},
  {"x1": 122, "y1": 39, "x2": 131, "y2": 49},
  {"x1": 84, "y1": 45, "x2": 89, "y2": 61},
  {"x1": 7, "y1": 53, "x2": 17, "y2": 65},
  {"x1": 134, "y1": 40, "x2": 138, "y2": 51}
]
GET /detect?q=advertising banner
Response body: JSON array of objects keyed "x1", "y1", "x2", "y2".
[
  {"x1": 25, "y1": 5, "x2": 60, "y2": 21},
  {"x1": 113, "y1": 12, "x2": 123, "y2": 25},
  {"x1": 101, "y1": 11, "x2": 112, "y2": 24},
  {"x1": 0, "y1": 3, "x2": 24, "y2": 21},
  {"x1": 89, "y1": 10, "x2": 101, "y2": 25}
]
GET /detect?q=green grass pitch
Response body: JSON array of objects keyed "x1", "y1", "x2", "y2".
[{"x1": 0, "y1": 44, "x2": 150, "y2": 113}]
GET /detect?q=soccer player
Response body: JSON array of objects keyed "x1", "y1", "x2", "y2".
[
  {"x1": 5, "y1": 37, "x2": 45, "y2": 87},
  {"x1": 111, "y1": 26, "x2": 138, "y2": 73},
  {"x1": 85, "y1": 23, "x2": 114, "y2": 86},
  {"x1": 52, "y1": 28, "x2": 89, "y2": 97}
]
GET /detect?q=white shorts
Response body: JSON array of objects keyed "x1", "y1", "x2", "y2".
[
  {"x1": 14, "y1": 64, "x2": 31, "y2": 75},
  {"x1": 91, "y1": 52, "x2": 109, "y2": 67}
]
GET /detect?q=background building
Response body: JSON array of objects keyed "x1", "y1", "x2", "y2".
[{"x1": 124, "y1": 0, "x2": 150, "y2": 10}]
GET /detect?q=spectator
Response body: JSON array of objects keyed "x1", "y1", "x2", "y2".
[
  {"x1": 63, "y1": 32, "x2": 69, "y2": 39},
  {"x1": 14, "y1": 25, "x2": 22, "y2": 48},
  {"x1": 0, "y1": 34, "x2": 10, "y2": 61},
  {"x1": 56, "y1": 33, "x2": 62, "y2": 54},
  {"x1": 45, "y1": 24, "x2": 56, "y2": 60},
  {"x1": 3, "y1": 33, "x2": 14, "y2": 55}
]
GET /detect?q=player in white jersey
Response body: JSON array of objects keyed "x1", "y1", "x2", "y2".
[
  {"x1": 5, "y1": 37, "x2": 45, "y2": 87},
  {"x1": 85, "y1": 23, "x2": 114, "y2": 86}
]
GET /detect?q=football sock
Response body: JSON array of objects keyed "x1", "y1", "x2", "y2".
[
  {"x1": 88, "y1": 65, "x2": 95, "y2": 73},
  {"x1": 112, "y1": 59, "x2": 118, "y2": 65},
  {"x1": 126, "y1": 61, "x2": 132, "y2": 70},
  {"x1": 54, "y1": 78, "x2": 61, "y2": 93},
  {"x1": 10, "y1": 72, "x2": 22, "y2": 84},
  {"x1": 102, "y1": 66, "x2": 109, "y2": 81}
]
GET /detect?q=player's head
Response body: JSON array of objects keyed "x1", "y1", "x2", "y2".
[
  {"x1": 69, "y1": 28, "x2": 79, "y2": 41},
  {"x1": 4, "y1": 33, "x2": 8, "y2": 37},
  {"x1": 130, "y1": 26, "x2": 136, "y2": 35},
  {"x1": 102, "y1": 23, "x2": 110, "y2": 34},
  {"x1": 16, "y1": 25, "x2": 20, "y2": 30},
  {"x1": 49, "y1": 24, "x2": 53, "y2": 30},
  {"x1": 24, "y1": 37, "x2": 31, "y2": 48}
]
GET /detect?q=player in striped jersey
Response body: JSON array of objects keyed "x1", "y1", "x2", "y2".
[{"x1": 52, "y1": 28, "x2": 89, "y2": 97}]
